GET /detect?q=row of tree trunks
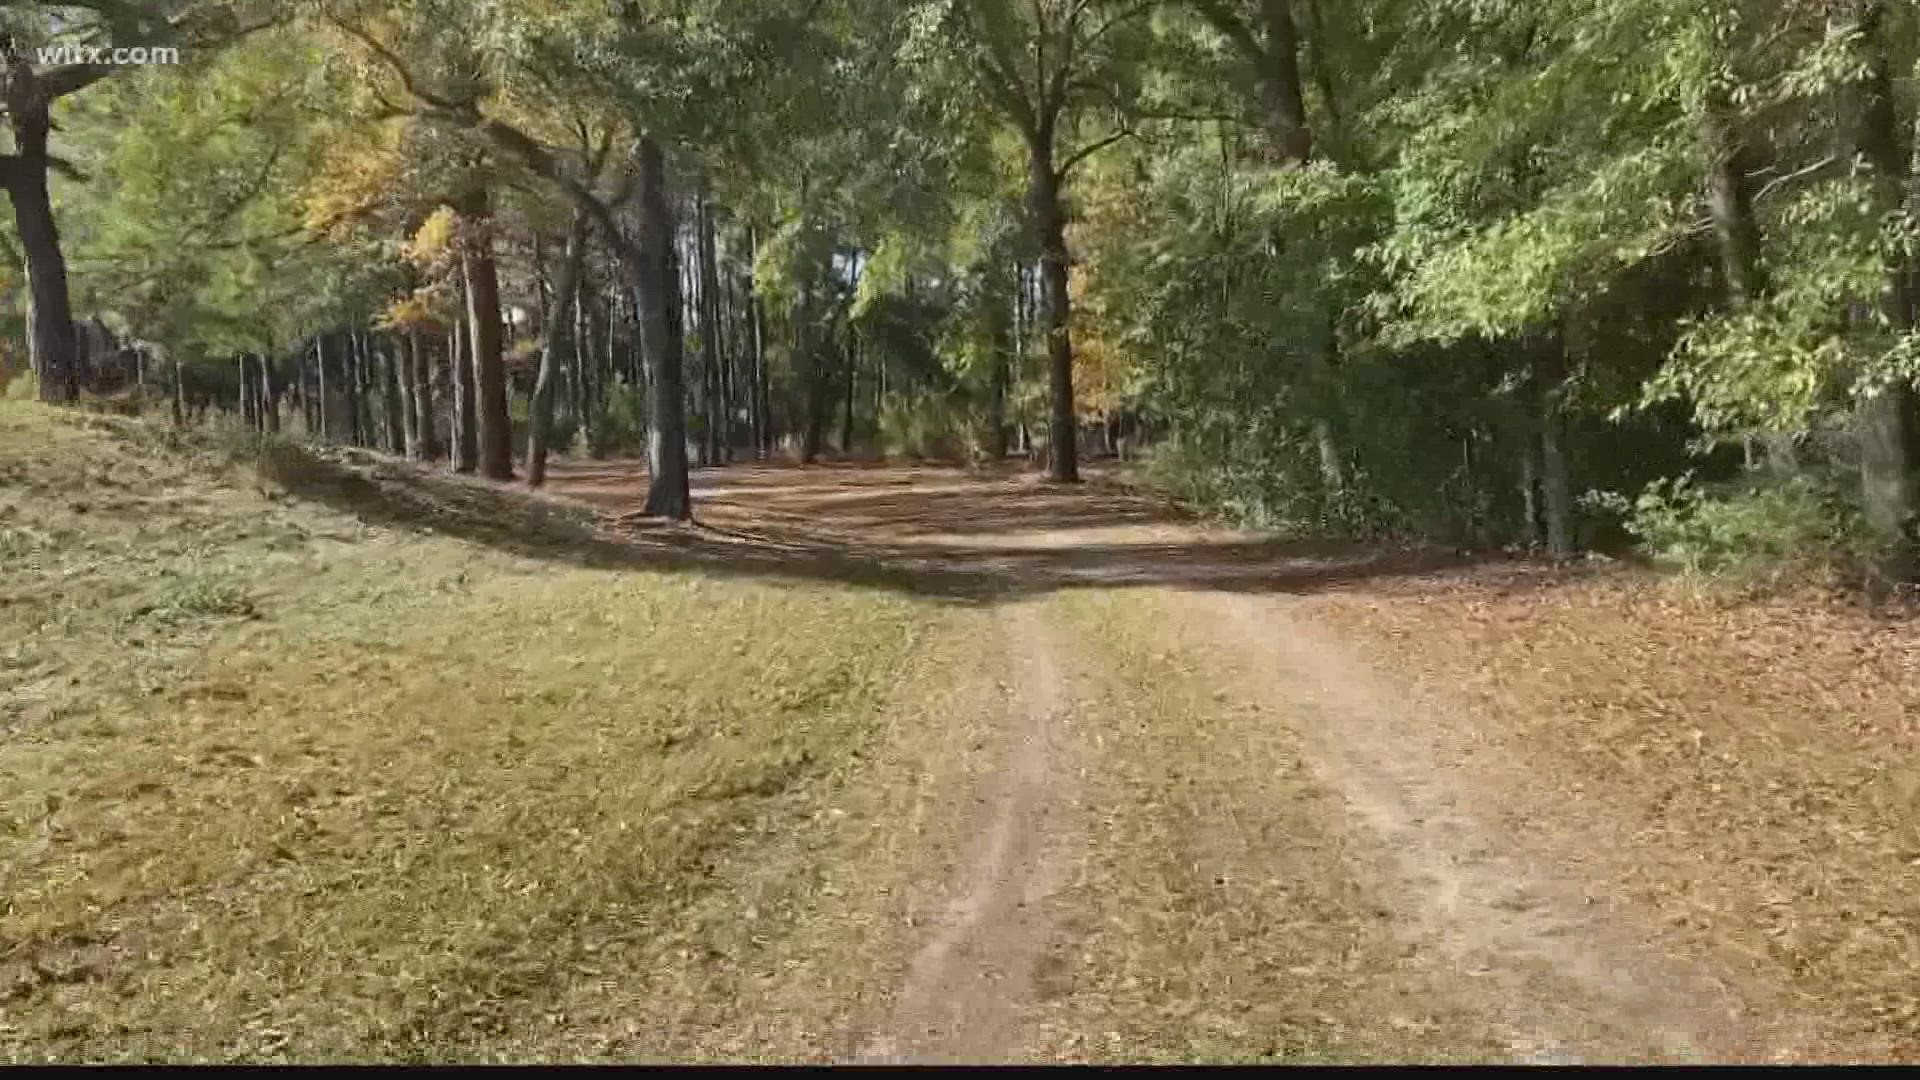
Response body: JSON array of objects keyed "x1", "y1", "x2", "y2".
[{"x1": 237, "y1": 354, "x2": 279, "y2": 434}]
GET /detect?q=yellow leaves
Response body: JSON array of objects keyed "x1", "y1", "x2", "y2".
[
  {"x1": 300, "y1": 131, "x2": 408, "y2": 240},
  {"x1": 380, "y1": 291, "x2": 443, "y2": 332},
  {"x1": 1069, "y1": 265, "x2": 1131, "y2": 416},
  {"x1": 403, "y1": 206, "x2": 460, "y2": 268}
]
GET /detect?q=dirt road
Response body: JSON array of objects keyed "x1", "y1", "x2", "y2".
[{"x1": 544, "y1": 458, "x2": 1880, "y2": 1064}]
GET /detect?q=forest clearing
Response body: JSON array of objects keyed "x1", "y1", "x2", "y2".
[
  {"x1": 2, "y1": 401, "x2": 1916, "y2": 1063},
  {"x1": 6, "y1": 0, "x2": 1920, "y2": 1065}
]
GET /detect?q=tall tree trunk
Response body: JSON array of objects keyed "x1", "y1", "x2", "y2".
[
  {"x1": 1312, "y1": 417, "x2": 1345, "y2": 492},
  {"x1": 573, "y1": 266, "x2": 594, "y2": 450},
  {"x1": 358, "y1": 335, "x2": 375, "y2": 444},
  {"x1": 1699, "y1": 98, "x2": 1767, "y2": 306},
  {"x1": 697, "y1": 186, "x2": 727, "y2": 465},
  {"x1": 2, "y1": 57, "x2": 83, "y2": 403},
  {"x1": 451, "y1": 313, "x2": 479, "y2": 473},
  {"x1": 346, "y1": 332, "x2": 367, "y2": 446},
  {"x1": 297, "y1": 340, "x2": 315, "y2": 434},
  {"x1": 260, "y1": 353, "x2": 280, "y2": 434},
  {"x1": 1536, "y1": 342, "x2": 1576, "y2": 556},
  {"x1": 410, "y1": 330, "x2": 440, "y2": 461},
  {"x1": 1517, "y1": 414, "x2": 1545, "y2": 549},
  {"x1": 1254, "y1": 0, "x2": 1314, "y2": 163},
  {"x1": 604, "y1": 292, "x2": 618, "y2": 393},
  {"x1": 379, "y1": 335, "x2": 406, "y2": 454},
  {"x1": 747, "y1": 225, "x2": 771, "y2": 460},
  {"x1": 397, "y1": 332, "x2": 419, "y2": 456},
  {"x1": 843, "y1": 330, "x2": 858, "y2": 453},
  {"x1": 1030, "y1": 137, "x2": 1079, "y2": 483},
  {"x1": 989, "y1": 307, "x2": 1011, "y2": 460},
  {"x1": 317, "y1": 335, "x2": 333, "y2": 441},
  {"x1": 842, "y1": 253, "x2": 862, "y2": 453},
  {"x1": 528, "y1": 209, "x2": 589, "y2": 488},
  {"x1": 719, "y1": 254, "x2": 737, "y2": 463},
  {"x1": 799, "y1": 276, "x2": 827, "y2": 465},
  {"x1": 725, "y1": 260, "x2": 748, "y2": 459},
  {"x1": 1302, "y1": 0, "x2": 1343, "y2": 149},
  {"x1": 1837, "y1": 0, "x2": 1920, "y2": 585},
  {"x1": 634, "y1": 136, "x2": 692, "y2": 518},
  {"x1": 460, "y1": 190, "x2": 514, "y2": 480},
  {"x1": 239, "y1": 355, "x2": 258, "y2": 430}
]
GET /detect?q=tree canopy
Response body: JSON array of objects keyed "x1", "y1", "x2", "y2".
[{"x1": 4, "y1": 0, "x2": 1918, "y2": 578}]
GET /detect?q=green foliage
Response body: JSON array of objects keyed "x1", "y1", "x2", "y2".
[
  {"x1": 7, "y1": 0, "x2": 1919, "y2": 583},
  {"x1": 133, "y1": 573, "x2": 259, "y2": 626},
  {"x1": 579, "y1": 376, "x2": 649, "y2": 459},
  {"x1": 1623, "y1": 474, "x2": 1873, "y2": 585},
  {"x1": 1642, "y1": 178, "x2": 1908, "y2": 435},
  {"x1": 877, "y1": 391, "x2": 978, "y2": 461}
]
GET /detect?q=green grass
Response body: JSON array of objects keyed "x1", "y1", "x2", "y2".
[{"x1": 0, "y1": 402, "x2": 972, "y2": 1062}]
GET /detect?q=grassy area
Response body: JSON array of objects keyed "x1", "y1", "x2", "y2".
[
  {"x1": 0, "y1": 402, "x2": 973, "y2": 1062},
  {"x1": 1028, "y1": 591, "x2": 1505, "y2": 1064}
]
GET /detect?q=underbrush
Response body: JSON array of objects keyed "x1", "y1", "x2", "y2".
[
  {"x1": 876, "y1": 392, "x2": 978, "y2": 462},
  {"x1": 1143, "y1": 433, "x2": 1408, "y2": 541},
  {"x1": 577, "y1": 377, "x2": 648, "y2": 459},
  {"x1": 1612, "y1": 474, "x2": 1876, "y2": 595}
]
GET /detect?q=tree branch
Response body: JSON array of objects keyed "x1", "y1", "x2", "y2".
[
  {"x1": 1751, "y1": 154, "x2": 1838, "y2": 205},
  {"x1": 963, "y1": 3, "x2": 1039, "y2": 136},
  {"x1": 321, "y1": 12, "x2": 471, "y2": 114},
  {"x1": 1187, "y1": 0, "x2": 1267, "y2": 65},
  {"x1": 46, "y1": 153, "x2": 89, "y2": 183},
  {"x1": 39, "y1": 64, "x2": 116, "y2": 98},
  {"x1": 1057, "y1": 125, "x2": 1134, "y2": 179}
]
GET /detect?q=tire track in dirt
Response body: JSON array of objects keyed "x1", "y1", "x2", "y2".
[
  {"x1": 851, "y1": 601, "x2": 1078, "y2": 1063},
  {"x1": 546, "y1": 460, "x2": 1833, "y2": 1062},
  {"x1": 1190, "y1": 589, "x2": 1813, "y2": 1064}
]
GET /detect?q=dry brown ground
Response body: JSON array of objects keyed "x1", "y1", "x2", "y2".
[
  {"x1": 8, "y1": 409, "x2": 1906, "y2": 1063},
  {"x1": 542, "y1": 455, "x2": 1917, "y2": 1063}
]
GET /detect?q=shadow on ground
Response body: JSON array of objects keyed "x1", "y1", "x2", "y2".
[{"x1": 258, "y1": 443, "x2": 1551, "y2": 602}]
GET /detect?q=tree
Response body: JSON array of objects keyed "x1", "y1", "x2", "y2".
[
  {"x1": 457, "y1": 183, "x2": 513, "y2": 480},
  {"x1": 1830, "y1": 0, "x2": 1920, "y2": 584},
  {"x1": 913, "y1": 0, "x2": 1149, "y2": 482},
  {"x1": 0, "y1": 2, "x2": 279, "y2": 402}
]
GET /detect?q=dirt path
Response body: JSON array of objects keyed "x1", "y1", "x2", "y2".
[
  {"x1": 1185, "y1": 591, "x2": 1803, "y2": 1063},
  {"x1": 851, "y1": 602, "x2": 1078, "y2": 1063},
  {"x1": 540, "y1": 458, "x2": 1869, "y2": 1063}
]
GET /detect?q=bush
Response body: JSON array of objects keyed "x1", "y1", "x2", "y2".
[
  {"x1": 578, "y1": 377, "x2": 648, "y2": 459},
  {"x1": 1625, "y1": 474, "x2": 1872, "y2": 587},
  {"x1": 877, "y1": 392, "x2": 974, "y2": 461},
  {"x1": 1144, "y1": 427, "x2": 1408, "y2": 540}
]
